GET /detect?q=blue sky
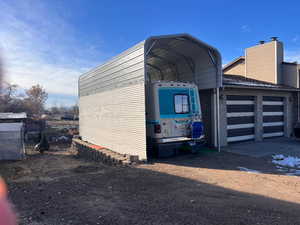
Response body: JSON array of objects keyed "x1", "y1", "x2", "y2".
[{"x1": 1, "y1": 0, "x2": 300, "y2": 107}]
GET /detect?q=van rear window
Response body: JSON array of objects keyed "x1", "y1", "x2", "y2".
[
  {"x1": 174, "y1": 95, "x2": 189, "y2": 114},
  {"x1": 158, "y1": 87, "x2": 198, "y2": 118}
]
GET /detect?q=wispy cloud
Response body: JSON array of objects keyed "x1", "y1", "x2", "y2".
[
  {"x1": 292, "y1": 35, "x2": 299, "y2": 43},
  {"x1": 0, "y1": 0, "x2": 108, "y2": 105},
  {"x1": 241, "y1": 25, "x2": 251, "y2": 33}
]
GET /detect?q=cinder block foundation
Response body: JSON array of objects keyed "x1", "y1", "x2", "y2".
[{"x1": 72, "y1": 139, "x2": 139, "y2": 166}]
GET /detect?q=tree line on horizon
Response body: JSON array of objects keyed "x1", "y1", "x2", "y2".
[
  {"x1": 0, "y1": 82, "x2": 78, "y2": 119},
  {"x1": 0, "y1": 82, "x2": 48, "y2": 117}
]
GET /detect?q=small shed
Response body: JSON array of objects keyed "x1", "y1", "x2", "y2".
[
  {"x1": 0, "y1": 123, "x2": 25, "y2": 160},
  {"x1": 0, "y1": 112, "x2": 27, "y2": 122}
]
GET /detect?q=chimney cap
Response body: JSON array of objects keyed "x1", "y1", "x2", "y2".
[
  {"x1": 259, "y1": 40, "x2": 265, "y2": 44},
  {"x1": 271, "y1": 37, "x2": 278, "y2": 41}
]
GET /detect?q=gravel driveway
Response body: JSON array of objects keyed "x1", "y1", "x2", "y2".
[{"x1": 0, "y1": 147, "x2": 300, "y2": 225}]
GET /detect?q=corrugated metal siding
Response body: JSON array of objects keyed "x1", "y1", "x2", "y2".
[
  {"x1": 146, "y1": 40, "x2": 220, "y2": 90},
  {"x1": 194, "y1": 51, "x2": 219, "y2": 90},
  {"x1": 79, "y1": 42, "x2": 147, "y2": 160},
  {"x1": 282, "y1": 64, "x2": 298, "y2": 88},
  {"x1": 0, "y1": 123, "x2": 25, "y2": 160},
  {"x1": 79, "y1": 41, "x2": 145, "y2": 97}
]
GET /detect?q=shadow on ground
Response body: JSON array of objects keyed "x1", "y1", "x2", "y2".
[
  {"x1": 147, "y1": 138, "x2": 300, "y2": 177},
  {"x1": 1, "y1": 151, "x2": 300, "y2": 225},
  {"x1": 148, "y1": 149, "x2": 281, "y2": 175},
  {"x1": 222, "y1": 137, "x2": 300, "y2": 158}
]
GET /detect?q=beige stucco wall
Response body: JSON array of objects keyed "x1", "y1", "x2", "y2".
[
  {"x1": 245, "y1": 41, "x2": 283, "y2": 84},
  {"x1": 298, "y1": 65, "x2": 300, "y2": 88},
  {"x1": 224, "y1": 61, "x2": 245, "y2": 76},
  {"x1": 282, "y1": 64, "x2": 299, "y2": 88},
  {"x1": 224, "y1": 41, "x2": 300, "y2": 88},
  {"x1": 277, "y1": 42, "x2": 284, "y2": 84}
]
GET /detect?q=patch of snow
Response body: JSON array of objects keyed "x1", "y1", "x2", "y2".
[
  {"x1": 273, "y1": 154, "x2": 285, "y2": 160},
  {"x1": 276, "y1": 167, "x2": 288, "y2": 172},
  {"x1": 272, "y1": 155, "x2": 300, "y2": 168},
  {"x1": 237, "y1": 167, "x2": 261, "y2": 174},
  {"x1": 286, "y1": 170, "x2": 300, "y2": 176}
]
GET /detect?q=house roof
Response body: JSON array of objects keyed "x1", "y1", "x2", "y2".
[
  {"x1": 224, "y1": 56, "x2": 299, "y2": 71},
  {"x1": 223, "y1": 74, "x2": 300, "y2": 91},
  {"x1": 223, "y1": 56, "x2": 245, "y2": 71},
  {"x1": 0, "y1": 112, "x2": 27, "y2": 120},
  {"x1": 282, "y1": 61, "x2": 298, "y2": 65}
]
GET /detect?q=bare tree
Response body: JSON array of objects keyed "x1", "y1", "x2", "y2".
[
  {"x1": 49, "y1": 106, "x2": 60, "y2": 115},
  {"x1": 48, "y1": 104, "x2": 78, "y2": 120},
  {"x1": 25, "y1": 84, "x2": 48, "y2": 117},
  {"x1": 0, "y1": 82, "x2": 19, "y2": 112},
  {"x1": 0, "y1": 53, "x2": 3, "y2": 92},
  {"x1": 0, "y1": 83, "x2": 49, "y2": 116},
  {"x1": 72, "y1": 104, "x2": 79, "y2": 117}
]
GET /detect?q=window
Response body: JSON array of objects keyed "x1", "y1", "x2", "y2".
[{"x1": 174, "y1": 94, "x2": 189, "y2": 114}]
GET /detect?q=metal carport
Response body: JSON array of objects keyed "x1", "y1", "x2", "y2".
[{"x1": 79, "y1": 33, "x2": 222, "y2": 160}]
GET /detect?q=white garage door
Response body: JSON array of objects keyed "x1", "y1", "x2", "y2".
[
  {"x1": 226, "y1": 95, "x2": 255, "y2": 143},
  {"x1": 262, "y1": 96, "x2": 284, "y2": 138}
]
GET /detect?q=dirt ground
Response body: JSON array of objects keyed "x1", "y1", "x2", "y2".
[{"x1": 1, "y1": 146, "x2": 300, "y2": 225}]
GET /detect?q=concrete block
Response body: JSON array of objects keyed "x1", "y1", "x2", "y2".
[{"x1": 72, "y1": 138, "x2": 141, "y2": 166}]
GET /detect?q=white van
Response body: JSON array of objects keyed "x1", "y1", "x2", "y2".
[{"x1": 146, "y1": 81, "x2": 204, "y2": 157}]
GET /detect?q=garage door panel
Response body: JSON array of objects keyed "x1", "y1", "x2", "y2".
[
  {"x1": 263, "y1": 125, "x2": 284, "y2": 133},
  {"x1": 226, "y1": 95, "x2": 255, "y2": 143},
  {"x1": 263, "y1": 115, "x2": 284, "y2": 122},
  {"x1": 226, "y1": 94, "x2": 286, "y2": 144},
  {"x1": 227, "y1": 116, "x2": 254, "y2": 125},
  {"x1": 227, "y1": 105, "x2": 255, "y2": 113},
  {"x1": 262, "y1": 96, "x2": 284, "y2": 139},
  {"x1": 227, "y1": 112, "x2": 254, "y2": 117},
  {"x1": 263, "y1": 105, "x2": 284, "y2": 112},
  {"x1": 227, "y1": 95, "x2": 255, "y2": 100},
  {"x1": 263, "y1": 132, "x2": 284, "y2": 138},
  {"x1": 227, "y1": 135, "x2": 255, "y2": 142},
  {"x1": 263, "y1": 96, "x2": 284, "y2": 101},
  {"x1": 227, "y1": 127, "x2": 255, "y2": 137},
  {"x1": 263, "y1": 122, "x2": 284, "y2": 127}
]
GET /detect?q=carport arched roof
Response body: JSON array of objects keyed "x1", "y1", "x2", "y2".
[{"x1": 144, "y1": 33, "x2": 222, "y2": 90}]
